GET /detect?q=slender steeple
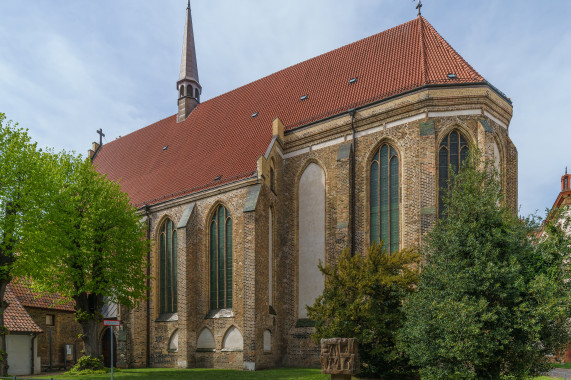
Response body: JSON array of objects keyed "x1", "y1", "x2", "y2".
[{"x1": 177, "y1": 0, "x2": 201, "y2": 122}]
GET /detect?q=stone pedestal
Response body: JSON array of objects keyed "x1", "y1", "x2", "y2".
[{"x1": 320, "y1": 338, "x2": 360, "y2": 379}]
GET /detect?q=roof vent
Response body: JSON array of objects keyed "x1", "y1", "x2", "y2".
[
  {"x1": 349, "y1": 77, "x2": 358, "y2": 84},
  {"x1": 214, "y1": 175, "x2": 222, "y2": 181},
  {"x1": 162, "y1": 145, "x2": 168, "y2": 151},
  {"x1": 447, "y1": 73, "x2": 458, "y2": 79},
  {"x1": 251, "y1": 112, "x2": 259, "y2": 118},
  {"x1": 300, "y1": 95, "x2": 308, "y2": 101}
]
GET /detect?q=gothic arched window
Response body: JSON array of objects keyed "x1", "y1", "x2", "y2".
[
  {"x1": 179, "y1": 86, "x2": 184, "y2": 98},
  {"x1": 438, "y1": 130, "x2": 469, "y2": 217},
  {"x1": 187, "y1": 85, "x2": 192, "y2": 97},
  {"x1": 370, "y1": 143, "x2": 399, "y2": 253},
  {"x1": 159, "y1": 218, "x2": 177, "y2": 314},
  {"x1": 195, "y1": 88, "x2": 200, "y2": 100},
  {"x1": 210, "y1": 205, "x2": 232, "y2": 310}
]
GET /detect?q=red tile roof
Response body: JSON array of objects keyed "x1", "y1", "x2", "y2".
[
  {"x1": 10, "y1": 281, "x2": 75, "y2": 312},
  {"x1": 93, "y1": 16, "x2": 486, "y2": 207},
  {"x1": 4, "y1": 285, "x2": 42, "y2": 333}
]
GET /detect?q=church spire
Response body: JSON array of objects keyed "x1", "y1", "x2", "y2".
[{"x1": 177, "y1": 0, "x2": 201, "y2": 123}]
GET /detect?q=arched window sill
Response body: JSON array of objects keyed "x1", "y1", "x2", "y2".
[
  {"x1": 221, "y1": 348, "x2": 243, "y2": 352},
  {"x1": 156, "y1": 313, "x2": 178, "y2": 322},
  {"x1": 205, "y1": 309, "x2": 234, "y2": 319}
]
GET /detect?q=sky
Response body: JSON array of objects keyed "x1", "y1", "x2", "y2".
[{"x1": 0, "y1": 0, "x2": 570, "y2": 217}]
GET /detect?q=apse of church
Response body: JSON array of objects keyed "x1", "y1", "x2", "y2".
[{"x1": 91, "y1": 2, "x2": 517, "y2": 371}]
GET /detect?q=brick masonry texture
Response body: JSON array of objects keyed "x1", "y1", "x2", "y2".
[
  {"x1": 117, "y1": 85, "x2": 517, "y2": 370},
  {"x1": 27, "y1": 309, "x2": 83, "y2": 369}
]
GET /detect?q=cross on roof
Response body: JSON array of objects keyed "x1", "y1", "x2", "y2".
[
  {"x1": 97, "y1": 128, "x2": 105, "y2": 146},
  {"x1": 414, "y1": 0, "x2": 422, "y2": 16}
]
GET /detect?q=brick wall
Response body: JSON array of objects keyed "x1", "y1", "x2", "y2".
[
  {"x1": 121, "y1": 84, "x2": 517, "y2": 370},
  {"x1": 27, "y1": 309, "x2": 83, "y2": 369}
]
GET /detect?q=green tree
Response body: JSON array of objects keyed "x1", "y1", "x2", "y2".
[
  {"x1": 307, "y1": 245, "x2": 420, "y2": 378},
  {"x1": 0, "y1": 114, "x2": 53, "y2": 375},
  {"x1": 398, "y1": 152, "x2": 571, "y2": 379},
  {"x1": 20, "y1": 154, "x2": 148, "y2": 358}
]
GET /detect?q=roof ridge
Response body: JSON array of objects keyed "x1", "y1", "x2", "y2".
[
  {"x1": 418, "y1": 16, "x2": 428, "y2": 85},
  {"x1": 420, "y1": 16, "x2": 483, "y2": 80},
  {"x1": 193, "y1": 18, "x2": 422, "y2": 108}
]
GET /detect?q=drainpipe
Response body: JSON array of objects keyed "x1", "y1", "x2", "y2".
[
  {"x1": 49, "y1": 327, "x2": 53, "y2": 370},
  {"x1": 30, "y1": 333, "x2": 37, "y2": 375},
  {"x1": 348, "y1": 108, "x2": 356, "y2": 256},
  {"x1": 144, "y1": 204, "x2": 151, "y2": 368}
]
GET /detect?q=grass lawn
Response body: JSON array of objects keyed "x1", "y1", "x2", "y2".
[
  {"x1": 53, "y1": 368, "x2": 559, "y2": 380},
  {"x1": 58, "y1": 368, "x2": 328, "y2": 380}
]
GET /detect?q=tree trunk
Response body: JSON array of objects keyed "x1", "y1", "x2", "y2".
[
  {"x1": 0, "y1": 281, "x2": 9, "y2": 376},
  {"x1": 80, "y1": 319, "x2": 102, "y2": 357},
  {"x1": 75, "y1": 292, "x2": 103, "y2": 358}
]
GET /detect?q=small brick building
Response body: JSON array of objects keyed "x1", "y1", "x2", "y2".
[
  {"x1": 7, "y1": 282, "x2": 83, "y2": 372},
  {"x1": 90, "y1": 4, "x2": 517, "y2": 370}
]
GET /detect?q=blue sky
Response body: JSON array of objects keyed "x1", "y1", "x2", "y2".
[{"x1": 0, "y1": 0, "x2": 569, "y2": 217}]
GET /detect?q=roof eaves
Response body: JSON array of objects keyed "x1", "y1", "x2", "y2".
[{"x1": 285, "y1": 81, "x2": 491, "y2": 134}]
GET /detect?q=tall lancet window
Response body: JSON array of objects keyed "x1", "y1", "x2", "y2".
[
  {"x1": 370, "y1": 144, "x2": 399, "y2": 253},
  {"x1": 438, "y1": 130, "x2": 469, "y2": 217},
  {"x1": 210, "y1": 205, "x2": 233, "y2": 310},
  {"x1": 159, "y1": 219, "x2": 177, "y2": 314}
]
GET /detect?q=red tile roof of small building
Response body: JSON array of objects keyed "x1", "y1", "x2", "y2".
[
  {"x1": 93, "y1": 16, "x2": 486, "y2": 207},
  {"x1": 10, "y1": 281, "x2": 75, "y2": 312},
  {"x1": 4, "y1": 285, "x2": 43, "y2": 333}
]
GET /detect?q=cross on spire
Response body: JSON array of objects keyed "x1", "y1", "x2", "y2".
[
  {"x1": 414, "y1": 0, "x2": 422, "y2": 16},
  {"x1": 97, "y1": 128, "x2": 105, "y2": 146}
]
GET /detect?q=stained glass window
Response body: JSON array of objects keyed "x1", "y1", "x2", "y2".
[
  {"x1": 210, "y1": 205, "x2": 233, "y2": 310},
  {"x1": 438, "y1": 131, "x2": 469, "y2": 217},
  {"x1": 370, "y1": 144, "x2": 399, "y2": 253},
  {"x1": 159, "y1": 219, "x2": 177, "y2": 314}
]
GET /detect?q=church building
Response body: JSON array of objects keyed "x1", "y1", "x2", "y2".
[{"x1": 91, "y1": 3, "x2": 518, "y2": 370}]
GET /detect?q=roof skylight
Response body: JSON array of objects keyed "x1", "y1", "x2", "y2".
[
  {"x1": 214, "y1": 175, "x2": 222, "y2": 181},
  {"x1": 251, "y1": 112, "x2": 259, "y2": 118},
  {"x1": 300, "y1": 95, "x2": 308, "y2": 101},
  {"x1": 162, "y1": 145, "x2": 168, "y2": 151},
  {"x1": 349, "y1": 77, "x2": 358, "y2": 84},
  {"x1": 447, "y1": 73, "x2": 458, "y2": 79}
]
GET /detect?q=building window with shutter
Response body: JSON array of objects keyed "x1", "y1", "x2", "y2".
[
  {"x1": 438, "y1": 130, "x2": 469, "y2": 217},
  {"x1": 46, "y1": 314, "x2": 55, "y2": 326},
  {"x1": 370, "y1": 143, "x2": 399, "y2": 253},
  {"x1": 210, "y1": 205, "x2": 233, "y2": 310},
  {"x1": 159, "y1": 219, "x2": 177, "y2": 314}
]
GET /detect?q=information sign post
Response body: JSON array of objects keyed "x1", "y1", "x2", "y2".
[{"x1": 103, "y1": 320, "x2": 121, "y2": 380}]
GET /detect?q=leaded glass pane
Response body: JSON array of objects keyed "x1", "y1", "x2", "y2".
[
  {"x1": 460, "y1": 146, "x2": 468, "y2": 168},
  {"x1": 210, "y1": 220, "x2": 217, "y2": 310},
  {"x1": 380, "y1": 145, "x2": 389, "y2": 251},
  {"x1": 439, "y1": 131, "x2": 469, "y2": 218},
  {"x1": 166, "y1": 220, "x2": 172, "y2": 313},
  {"x1": 390, "y1": 155, "x2": 399, "y2": 253},
  {"x1": 217, "y1": 208, "x2": 225, "y2": 308},
  {"x1": 370, "y1": 161, "x2": 379, "y2": 244},
  {"x1": 160, "y1": 231, "x2": 166, "y2": 314},
  {"x1": 370, "y1": 144, "x2": 400, "y2": 252},
  {"x1": 172, "y1": 230, "x2": 177, "y2": 313},
  {"x1": 450, "y1": 131, "x2": 459, "y2": 174},
  {"x1": 226, "y1": 218, "x2": 233, "y2": 308},
  {"x1": 439, "y1": 146, "x2": 449, "y2": 217}
]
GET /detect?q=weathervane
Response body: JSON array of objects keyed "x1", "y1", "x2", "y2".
[{"x1": 413, "y1": 0, "x2": 422, "y2": 16}]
